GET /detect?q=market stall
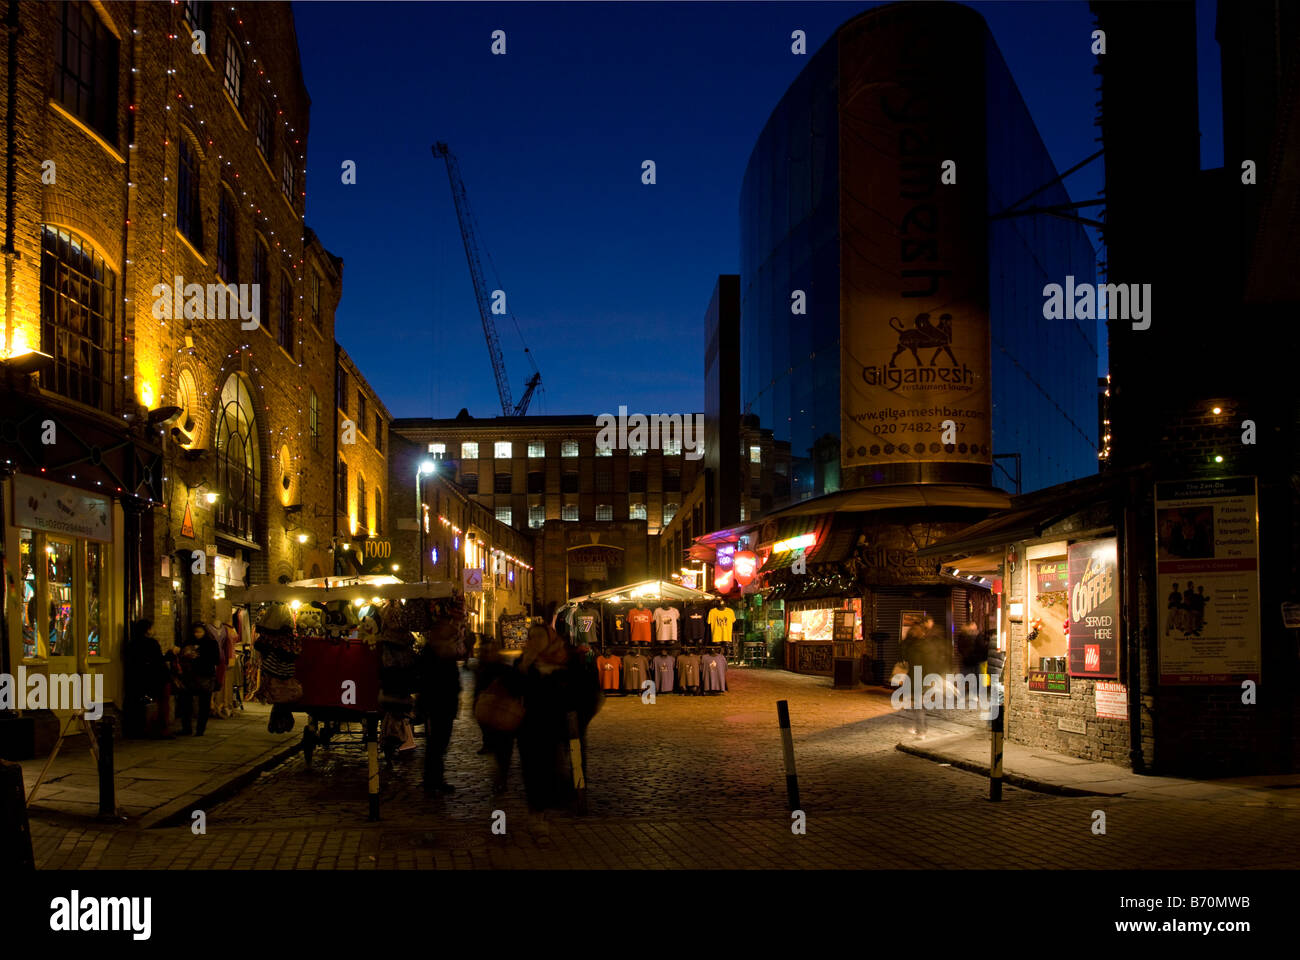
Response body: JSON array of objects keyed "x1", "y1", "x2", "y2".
[{"x1": 224, "y1": 575, "x2": 460, "y2": 820}]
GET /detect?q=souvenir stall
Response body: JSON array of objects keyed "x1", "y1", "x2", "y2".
[
  {"x1": 559, "y1": 580, "x2": 731, "y2": 696},
  {"x1": 225, "y1": 575, "x2": 460, "y2": 820}
]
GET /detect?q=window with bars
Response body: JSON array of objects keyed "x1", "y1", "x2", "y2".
[
  {"x1": 176, "y1": 136, "x2": 202, "y2": 247},
  {"x1": 217, "y1": 189, "x2": 238, "y2": 283},
  {"x1": 494, "y1": 441, "x2": 512, "y2": 459},
  {"x1": 562, "y1": 504, "x2": 579, "y2": 522},
  {"x1": 256, "y1": 99, "x2": 272, "y2": 162},
  {"x1": 529, "y1": 505, "x2": 545, "y2": 529},
  {"x1": 39, "y1": 226, "x2": 116, "y2": 412},
  {"x1": 495, "y1": 507, "x2": 512, "y2": 526},
  {"x1": 277, "y1": 273, "x2": 293, "y2": 356},
  {"x1": 494, "y1": 473, "x2": 512, "y2": 494},
  {"x1": 223, "y1": 34, "x2": 242, "y2": 107},
  {"x1": 309, "y1": 390, "x2": 320, "y2": 452},
  {"x1": 54, "y1": 1, "x2": 119, "y2": 143},
  {"x1": 561, "y1": 440, "x2": 579, "y2": 458},
  {"x1": 461, "y1": 441, "x2": 479, "y2": 460},
  {"x1": 595, "y1": 471, "x2": 612, "y2": 493},
  {"x1": 630, "y1": 503, "x2": 647, "y2": 521},
  {"x1": 595, "y1": 504, "x2": 613, "y2": 522},
  {"x1": 527, "y1": 439, "x2": 546, "y2": 458},
  {"x1": 663, "y1": 503, "x2": 679, "y2": 526}
]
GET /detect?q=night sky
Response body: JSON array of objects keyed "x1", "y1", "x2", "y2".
[{"x1": 293, "y1": 1, "x2": 1223, "y2": 420}]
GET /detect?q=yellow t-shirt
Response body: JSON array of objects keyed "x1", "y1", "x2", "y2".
[{"x1": 707, "y1": 607, "x2": 736, "y2": 646}]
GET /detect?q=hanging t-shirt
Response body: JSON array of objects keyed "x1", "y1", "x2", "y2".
[
  {"x1": 683, "y1": 603, "x2": 709, "y2": 643},
  {"x1": 708, "y1": 607, "x2": 737, "y2": 646},
  {"x1": 702, "y1": 653, "x2": 728, "y2": 692},
  {"x1": 576, "y1": 604, "x2": 600, "y2": 646},
  {"x1": 622, "y1": 653, "x2": 650, "y2": 691},
  {"x1": 595, "y1": 654, "x2": 622, "y2": 691},
  {"x1": 676, "y1": 653, "x2": 701, "y2": 688},
  {"x1": 628, "y1": 607, "x2": 654, "y2": 645},
  {"x1": 608, "y1": 607, "x2": 629, "y2": 645},
  {"x1": 652, "y1": 606, "x2": 680, "y2": 644},
  {"x1": 651, "y1": 654, "x2": 676, "y2": 693}
]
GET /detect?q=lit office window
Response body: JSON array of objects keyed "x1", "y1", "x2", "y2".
[
  {"x1": 750, "y1": 445, "x2": 762, "y2": 463},
  {"x1": 663, "y1": 436, "x2": 682, "y2": 456},
  {"x1": 428, "y1": 443, "x2": 446, "y2": 458},
  {"x1": 561, "y1": 440, "x2": 579, "y2": 458},
  {"x1": 528, "y1": 440, "x2": 546, "y2": 458},
  {"x1": 461, "y1": 442, "x2": 479, "y2": 460},
  {"x1": 596, "y1": 504, "x2": 613, "y2": 522},
  {"x1": 630, "y1": 503, "x2": 647, "y2": 520},
  {"x1": 495, "y1": 507, "x2": 512, "y2": 526},
  {"x1": 562, "y1": 504, "x2": 579, "y2": 522},
  {"x1": 495, "y1": 441, "x2": 512, "y2": 459},
  {"x1": 528, "y1": 505, "x2": 545, "y2": 529},
  {"x1": 663, "y1": 503, "x2": 679, "y2": 526}
]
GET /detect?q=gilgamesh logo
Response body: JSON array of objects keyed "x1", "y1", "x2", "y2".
[
  {"x1": 862, "y1": 312, "x2": 974, "y2": 391},
  {"x1": 863, "y1": 362, "x2": 975, "y2": 391}
]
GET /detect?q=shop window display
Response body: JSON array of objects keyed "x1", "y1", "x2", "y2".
[
  {"x1": 1027, "y1": 555, "x2": 1070, "y2": 675},
  {"x1": 47, "y1": 539, "x2": 75, "y2": 657},
  {"x1": 15, "y1": 524, "x2": 113, "y2": 663},
  {"x1": 20, "y1": 530, "x2": 38, "y2": 658}
]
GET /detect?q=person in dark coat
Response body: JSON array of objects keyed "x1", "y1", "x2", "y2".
[
  {"x1": 415, "y1": 615, "x2": 463, "y2": 794},
  {"x1": 175, "y1": 622, "x2": 220, "y2": 736},
  {"x1": 474, "y1": 638, "x2": 520, "y2": 794},
  {"x1": 125, "y1": 619, "x2": 172, "y2": 739},
  {"x1": 516, "y1": 624, "x2": 575, "y2": 839},
  {"x1": 900, "y1": 616, "x2": 950, "y2": 737}
]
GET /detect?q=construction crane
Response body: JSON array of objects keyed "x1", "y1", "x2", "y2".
[{"x1": 433, "y1": 142, "x2": 542, "y2": 417}]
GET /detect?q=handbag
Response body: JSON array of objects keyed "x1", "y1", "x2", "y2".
[
  {"x1": 889, "y1": 661, "x2": 910, "y2": 686},
  {"x1": 474, "y1": 678, "x2": 525, "y2": 733}
]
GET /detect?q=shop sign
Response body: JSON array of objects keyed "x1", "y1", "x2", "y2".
[
  {"x1": 13, "y1": 474, "x2": 112, "y2": 542},
  {"x1": 463, "y1": 568, "x2": 483, "y2": 593},
  {"x1": 832, "y1": 611, "x2": 855, "y2": 641},
  {"x1": 1094, "y1": 681, "x2": 1128, "y2": 720},
  {"x1": 838, "y1": 15, "x2": 991, "y2": 475},
  {"x1": 1028, "y1": 669, "x2": 1070, "y2": 695},
  {"x1": 1155, "y1": 477, "x2": 1261, "y2": 685},
  {"x1": 733, "y1": 551, "x2": 757, "y2": 585},
  {"x1": 715, "y1": 544, "x2": 735, "y2": 570},
  {"x1": 1067, "y1": 538, "x2": 1120, "y2": 678},
  {"x1": 1036, "y1": 560, "x2": 1067, "y2": 593}
]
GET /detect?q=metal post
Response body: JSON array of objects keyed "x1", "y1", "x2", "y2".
[
  {"x1": 365, "y1": 715, "x2": 380, "y2": 821},
  {"x1": 989, "y1": 695, "x2": 1004, "y2": 802},
  {"x1": 776, "y1": 699, "x2": 800, "y2": 811},
  {"x1": 96, "y1": 715, "x2": 117, "y2": 818}
]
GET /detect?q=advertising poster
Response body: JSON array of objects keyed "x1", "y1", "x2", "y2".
[
  {"x1": 1067, "y1": 538, "x2": 1120, "y2": 678},
  {"x1": 1156, "y1": 477, "x2": 1260, "y2": 685},
  {"x1": 837, "y1": 9, "x2": 991, "y2": 474}
]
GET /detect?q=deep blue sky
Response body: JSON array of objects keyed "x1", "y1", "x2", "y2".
[{"x1": 293, "y1": 1, "x2": 1222, "y2": 419}]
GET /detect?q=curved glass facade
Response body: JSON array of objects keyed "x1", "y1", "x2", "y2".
[{"x1": 740, "y1": 3, "x2": 1097, "y2": 508}]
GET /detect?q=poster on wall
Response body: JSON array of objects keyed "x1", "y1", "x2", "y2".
[
  {"x1": 1067, "y1": 538, "x2": 1120, "y2": 678},
  {"x1": 1156, "y1": 477, "x2": 1260, "y2": 685},
  {"x1": 14, "y1": 473, "x2": 112, "y2": 542},
  {"x1": 900, "y1": 610, "x2": 927, "y2": 646},
  {"x1": 837, "y1": 12, "x2": 991, "y2": 475}
]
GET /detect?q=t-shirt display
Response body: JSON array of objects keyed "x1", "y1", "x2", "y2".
[
  {"x1": 576, "y1": 604, "x2": 601, "y2": 646},
  {"x1": 628, "y1": 607, "x2": 654, "y2": 645},
  {"x1": 676, "y1": 653, "x2": 701, "y2": 689},
  {"x1": 651, "y1": 654, "x2": 676, "y2": 693},
  {"x1": 653, "y1": 606, "x2": 680, "y2": 644},
  {"x1": 683, "y1": 603, "x2": 709, "y2": 643},
  {"x1": 608, "y1": 608, "x2": 629, "y2": 645},
  {"x1": 708, "y1": 607, "x2": 737, "y2": 646},
  {"x1": 701, "y1": 652, "x2": 728, "y2": 691},
  {"x1": 595, "y1": 653, "x2": 622, "y2": 691}
]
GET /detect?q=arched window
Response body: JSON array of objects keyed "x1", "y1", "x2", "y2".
[
  {"x1": 213, "y1": 374, "x2": 261, "y2": 541},
  {"x1": 177, "y1": 132, "x2": 202, "y2": 247}
]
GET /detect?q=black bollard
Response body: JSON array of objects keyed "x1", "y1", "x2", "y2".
[
  {"x1": 776, "y1": 699, "x2": 800, "y2": 811},
  {"x1": 1, "y1": 759, "x2": 35, "y2": 871},
  {"x1": 97, "y1": 715, "x2": 117, "y2": 819}
]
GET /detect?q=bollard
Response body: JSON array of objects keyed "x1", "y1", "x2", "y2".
[
  {"x1": 989, "y1": 685, "x2": 1004, "y2": 802},
  {"x1": 1, "y1": 759, "x2": 36, "y2": 871},
  {"x1": 776, "y1": 699, "x2": 800, "y2": 811},
  {"x1": 97, "y1": 716, "x2": 118, "y2": 819},
  {"x1": 567, "y1": 711, "x2": 587, "y2": 815},
  {"x1": 365, "y1": 716, "x2": 380, "y2": 821}
]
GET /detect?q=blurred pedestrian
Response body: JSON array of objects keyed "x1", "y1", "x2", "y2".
[
  {"x1": 415, "y1": 614, "x2": 463, "y2": 794},
  {"x1": 125, "y1": 619, "x2": 172, "y2": 739},
  {"x1": 474, "y1": 638, "x2": 520, "y2": 794},
  {"x1": 956, "y1": 622, "x2": 989, "y2": 708},
  {"x1": 175, "y1": 622, "x2": 220, "y2": 736},
  {"x1": 517, "y1": 623, "x2": 573, "y2": 839},
  {"x1": 900, "y1": 615, "x2": 949, "y2": 738}
]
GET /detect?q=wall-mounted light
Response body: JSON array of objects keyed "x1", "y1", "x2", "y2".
[
  {"x1": 297, "y1": 533, "x2": 308, "y2": 544},
  {"x1": 204, "y1": 491, "x2": 218, "y2": 504},
  {"x1": 1008, "y1": 601, "x2": 1025, "y2": 621}
]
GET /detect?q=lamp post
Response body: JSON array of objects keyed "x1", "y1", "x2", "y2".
[{"x1": 416, "y1": 460, "x2": 435, "y2": 581}]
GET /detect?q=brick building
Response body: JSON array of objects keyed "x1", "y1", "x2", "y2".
[
  {"x1": 333, "y1": 345, "x2": 391, "y2": 560},
  {"x1": 0, "y1": 2, "x2": 388, "y2": 752},
  {"x1": 389, "y1": 413, "x2": 701, "y2": 609}
]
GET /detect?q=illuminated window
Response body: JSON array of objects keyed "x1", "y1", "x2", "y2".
[
  {"x1": 562, "y1": 504, "x2": 579, "y2": 522},
  {"x1": 495, "y1": 507, "x2": 512, "y2": 525},
  {"x1": 40, "y1": 226, "x2": 116, "y2": 412},
  {"x1": 750, "y1": 445, "x2": 762, "y2": 464},
  {"x1": 223, "y1": 34, "x2": 242, "y2": 107},
  {"x1": 494, "y1": 441, "x2": 512, "y2": 459},
  {"x1": 663, "y1": 436, "x2": 682, "y2": 456},
  {"x1": 527, "y1": 440, "x2": 546, "y2": 458},
  {"x1": 561, "y1": 440, "x2": 579, "y2": 458},
  {"x1": 630, "y1": 503, "x2": 647, "y2": 521},
  {"x1": 214, "y1": 374, "x2": 261, "y2": 541},
  {"x1": 596, "y1": 504, "x2": 613, "y2": 522},
  {"x1": 528, "y1": 505, "x2": 545, "y2": 529},
  {"x1": 428, "y1": 443, "x2": 445, "y2": 459},
  {"x1": 663, "y1": 503, "x2": 679, "y2": 526},
  {"x1": 462, "y1": 442, "x2": 479, "y2": 460}
]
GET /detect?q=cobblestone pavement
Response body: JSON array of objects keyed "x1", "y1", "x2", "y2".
[{"x1": 29, "y1": 668, "x2": 1300, "y2": 869}]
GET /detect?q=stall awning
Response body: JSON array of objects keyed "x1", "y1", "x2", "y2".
[
  {"x1": 567, "y1": 579, "x2": 713, "y2": 605},
  {"x1": 760, "y1": 483, "x2": 1012, "y2": 519},
  {"x1": 225, "y1": 577, "x2": 454, "y2": 605}
]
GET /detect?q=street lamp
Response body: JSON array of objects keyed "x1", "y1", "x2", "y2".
[{"x1": 416, "y1": 460, "x2": 435, "y2": 581}]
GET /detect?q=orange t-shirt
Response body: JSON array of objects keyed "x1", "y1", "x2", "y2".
[{"x1": 628, "y1": 608, "x2": 654, "y2": 645}]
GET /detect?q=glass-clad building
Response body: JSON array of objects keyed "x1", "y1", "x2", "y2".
[{"x1": 740, "y1": 2, "x2": 1098, "y2": 506}]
